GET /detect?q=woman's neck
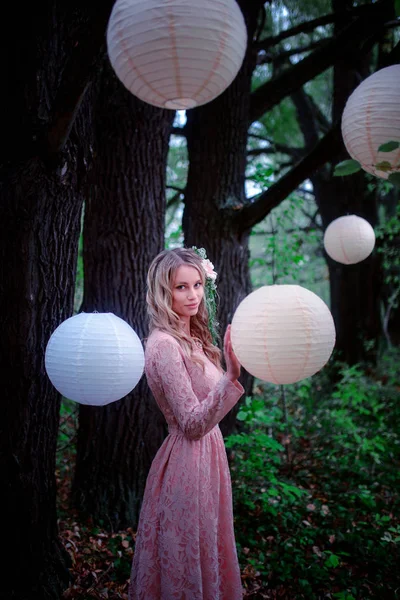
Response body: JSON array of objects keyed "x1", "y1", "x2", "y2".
[{"x1": 179, "y1": 317, "x2": 191, "y2": 336}]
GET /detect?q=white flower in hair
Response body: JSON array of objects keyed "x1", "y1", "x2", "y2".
[{"x1": 202, "y1": 259, "x2": 217, "y2": 281}]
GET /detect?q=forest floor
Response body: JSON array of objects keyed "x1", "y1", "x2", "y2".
[{"x1": 57, "y1": 459, "x2": 270, "y2": 600}]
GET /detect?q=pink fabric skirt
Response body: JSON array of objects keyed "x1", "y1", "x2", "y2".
[{"x1": 129, "y1": 426, "x2": 243, "y2": 600}]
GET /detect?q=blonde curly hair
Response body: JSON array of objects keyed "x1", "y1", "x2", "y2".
[{"x1": 146, "y1": 248, "x2": 222, "y2": 370}]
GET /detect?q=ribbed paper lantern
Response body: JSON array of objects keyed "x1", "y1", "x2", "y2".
[
  {"x1": 324, "y1": 215, "x2": 375, "y2": 265},
  {"x1": 231, "y1": 285, "x2": 335, "y2": 384},
  {"x1": 342, "y1": 65, "x2": 400, "y2": 178},
  {"x1": 107, "y1": 0, "x2": 247, "y2": 110},
  {"x1": 45, "y1": 313, "x2": 144, "y2": 405}
]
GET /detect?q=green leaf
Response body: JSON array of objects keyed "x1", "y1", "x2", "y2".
[
  {"x1": 395, "y1": 0, "x2": 400, "y2": 17},
  {"x1": 378, "y1": 141, "x2": 400, "y2": 152},
  {"x1": 388, "y1": 172, "x2": 400, "y2": 188},
  {"x1": 375, "y1": 161, "x2": 392, "y2": 172},
  {"x1": 325, "y1": 553, "x2": 340, "y2": 568},
  {"x1": 236, "y1": 410, "x2": 248, "y2": 421},
  {"x1": 333, "y1": 159, "x2": 362, "y2": 176}
]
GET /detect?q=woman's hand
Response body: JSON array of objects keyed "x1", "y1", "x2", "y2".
[{"x1": 224, "y1": 324, "x2": 241, "y2": 382}]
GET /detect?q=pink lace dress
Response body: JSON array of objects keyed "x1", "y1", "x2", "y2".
[{"x1": 129, "y1": 330, "x2": 244, "y2": 600}]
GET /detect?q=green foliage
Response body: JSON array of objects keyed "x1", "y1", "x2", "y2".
[
  {"x1": 333, "y1": 159, "x2": 362, "y2": 176},
  {"x1": 167, "y1": 129, "x2": 188, "y2": 196},
  {"x1": 378, "y1": 141, "x2": 400, "y2": 153},
  {"x1": 227, "y1": 353, "x2": 400, "y2": 598},
  {"x1": 376, "y1": 203, "x2": 400, "y2": 325},
  {"x1": 74, "y1": 218, "x2": 84, "y2": 314},
  {"x1": 388, "y1": 172, "x2": 400, "y2": 188},
  {"x1": 165, "y1": 115, "x2": 187, "y2": 249},
  {"x1": 251, "y1": 98, "x2": 304, "y2": 148},
  {"x1": 275, "y1": 0, "x2": 331, "y2": 21},
  {"x1": 334, "y1": 140, "x2": 400, "y2": 186},
  {"x1": 247, "y1": 167, "x2": 328, "y2": 300},
  {"x1": 58, "y1": 398, "x2": 78, "y2": 450}
]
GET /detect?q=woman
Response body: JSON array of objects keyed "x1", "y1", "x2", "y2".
[{"x1": 129, "y1": 248, "x2": 244, "y2": 600}]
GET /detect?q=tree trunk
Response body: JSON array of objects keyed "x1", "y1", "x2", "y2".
[
  {"x1": 0, "y1": 158, "x2": 83, "y2": 600},
  {"x1": 0, "y1": 3, "x2": 95, "y2": 597},
  {"x1": 313, "y1": 176, "x2": 382, "y2": 364},
  {"x1": 72, "y1": 59, "x2": 174, "y2": 529},
  {"x1": 183, "y1": 0, "x2": 264, "y2": 436},
  {"x1": 379, "y1": 183, "x2": 400, "y2": 347},
  {"x1": 377, "y1": 6, "x2": 400, "y2": 348},
  {"x1": 291, "y1": 0, "x2": 384, "y2": 364},
  {"x1": 324, "y1": 0, "x2": 382, "y2": 363}
]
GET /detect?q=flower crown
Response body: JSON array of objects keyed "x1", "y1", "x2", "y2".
[{"x1": 192, "y1": 247, "x2": 219, "y2": 346}]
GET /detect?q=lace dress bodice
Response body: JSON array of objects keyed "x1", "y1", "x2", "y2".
[{"x1": 145, "y1": 330, "x2": 243, "y2": 440}]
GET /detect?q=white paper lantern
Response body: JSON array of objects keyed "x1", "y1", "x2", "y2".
[
  {"x1": 45, "y1": 312, "x2": 144, "y2": 405},
  {"x1": 107, "y1": 0, "x2": 247, "y2": 110},
  {"x1": 341, "y1": 65, "x2": 400, "y2": 178},
  {"x1": 231, "y1": 285, "x2": 335, "y2": 385},
  {"x1": 324, "y1": 215, "x2": 375, "y2": 265}
]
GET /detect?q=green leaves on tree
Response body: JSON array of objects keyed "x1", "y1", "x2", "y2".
[
  {"x1": 378, "y1": 141, "x2": 400, "y2": 153},
  {"x1": 333, "y1": 159, "x2": 362, "y2": 177}
]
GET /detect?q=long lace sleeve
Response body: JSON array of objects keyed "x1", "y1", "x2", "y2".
[{"x1": 151, "y1": 338, "x2": 243, "y2": 441}]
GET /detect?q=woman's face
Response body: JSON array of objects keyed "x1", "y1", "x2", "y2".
[{"x1": 171, "y1": 265, "x2": 204, "y2": 320}]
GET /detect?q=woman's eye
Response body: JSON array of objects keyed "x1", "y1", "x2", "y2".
[{"x1": 195, "y1": 282, "x2": 202, "y2": 288}]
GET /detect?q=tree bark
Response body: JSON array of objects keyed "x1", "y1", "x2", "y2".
[
  {"x1": 0, "y1": 28, "x2": 80, "y2": 600},
  {"x1": 0, "y1": 3, "x2": 112, "y2": 596},
  {"x1": 72, "y1": 59, "x2": 174, "y2": 529},
  {"x1": 0, "y1": 157, "x2": 83, "y2": 600},
  {"x1": 183, "y1": 0, "x2": 264, "y2": 436}
]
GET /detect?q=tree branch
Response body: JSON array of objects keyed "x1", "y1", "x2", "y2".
[
  {"x1": 234, "y1": 124, "x2": 343, "y2": 232},
  {"x1": 252, "y1": 223, "x2": 320, "y2": 236},
  {"x1": 250, "y1": 1, "x2": 389, "y2": 123},
  {"x1": 258, "y1": 39, "x2": 328, "y2": 65},
  {"x1": 247, "y1": 133, "x2": 304, "y2": 158},
  {"x1": 300, "y1": 207, "x2": 321, "y2": 230},
  {"x1": 171, "y1": 126, "x2": 187, "y2": 137},
  {"x1": 167, "y1": 185, "x2": 185, "y2": 193},
  {"x1": 247, "y1": 147, "x2": 278, "y2": 156},
  {"x1": 239, "y1": 31, "x2": 400, "y2": 233},
  {"x1": 167, "y1": 190, "x2": 184, "y2": 209},
  {"x1": 384, "y1": 18, "x2": 400, "y2": 30},
  {"x1": 247, "y1": 143, "x2": 303, "y2": 158},
  {"x1": 300, "y1": 90, "x2": 331, "y2": 133},
  {"x1": 291, "y1": 89, "x2": 320, "y2": 148},
  {"x1": 255, "y1": 4, "x2": 370, "y2": 51},
  {"x1": 297, "y1": 187, "x2": 315, "y2": 197},
  {"x1": 382, "y1": 39, "x2": 400, "y2": 65}
]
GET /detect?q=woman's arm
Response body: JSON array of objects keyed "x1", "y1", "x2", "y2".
[{"x1": 151, "y1": 338, "x2": 243, "y2": 441}]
